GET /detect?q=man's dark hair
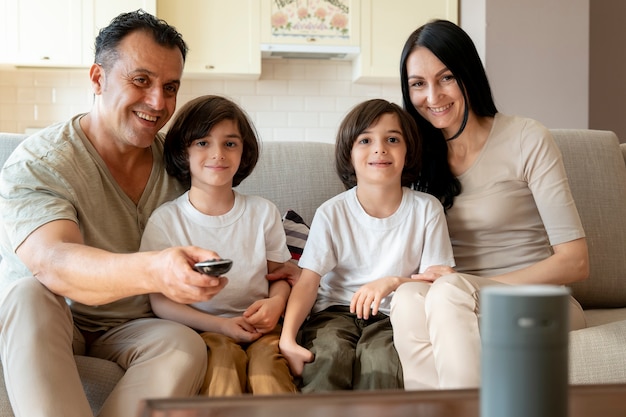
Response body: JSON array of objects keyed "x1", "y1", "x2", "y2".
[{"x1": 94, "y1": 9, "x2": 188, "y2": 70}]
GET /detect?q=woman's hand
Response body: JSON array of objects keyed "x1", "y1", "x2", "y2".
[{"x1": 411, "y1": 265, "x2": 457, "y2": 282}]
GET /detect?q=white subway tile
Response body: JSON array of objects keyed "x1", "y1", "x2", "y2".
[
  {"x1": 288, "y1": 112, "x2": 319, "y2": 128},
  {"x1": 256, "y1": 79, "x2": 289, "y2": 96},
  {"x1": 288, "y1": 80, "x2": 320, "y2": 96},
  {"x1": 319, "y1": 111, "x2": 344, "y2": 129},
  {"x1": 273, "y1": 127, "x2": 305, "y2": 141},
  {"x1": 16, "y1": 88, "x2": 37, "y2": 103},
  {"x1": 224, "y1": 80, "x2": 257, "y2": 96},
  {"x1": 304, "y1": 128, "x2": 336, "y2": 144},
  {"x1": 304, "y1": 96, "x2": 336, "y2": 111},
  {"x1": 350, "y1": 82, "x2": 382, "y2": 97},
  {"x1": 240, "y1": 95, "x2": 273, "y2": 112},
  {"x1": 256, "y1": 111, "x2": 288, "y2": 129},
  {"x1": 273, "y1": 96, "x2": 304, "y2": 112},
  {"x1": 0, "y1": 104, "x2": 16, "y2": 121},
  {"x1": 273, "y1": 60, "x2": 307, "y2": 80},
  {"x1": 0, "y1": 86, "x2": 17, "y2": 104},
  {"x1": 32, "y1": 71, "x2": 71, "y2": 87},
  {"x1": 319, "y1": 80, "x2": 351, "y2": 97},
  {"x1": 304, "y1": 61, "x2": 338, "y2": 80}
]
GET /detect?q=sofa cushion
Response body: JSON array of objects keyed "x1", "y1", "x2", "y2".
[
  {"x1": 569, "y1": 319, "x2": 626, "y2": 384},
  {"x1": 0, "y1": 355, "x2": 123, "y2": 417},
  {"x1": 551, "y1": 130, "x2": 626, "y2": 308}
]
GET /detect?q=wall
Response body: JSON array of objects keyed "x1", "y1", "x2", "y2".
[
  {"x1": 589, "y1": 0, "x2": 626, "y2": 142},
  {"x1": 0, "y1": 60, "x2": 401, "y2": 144},
  {"x1": 3, "y1": 0, "x2": 625, "y2": 141},
  {"x1": 461, "y1": 0, "x2": 590, "y2": 130}
]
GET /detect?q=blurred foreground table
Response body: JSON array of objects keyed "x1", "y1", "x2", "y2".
[{"x1": 138, "y1": 384, "x2": 626, "y2": 417}]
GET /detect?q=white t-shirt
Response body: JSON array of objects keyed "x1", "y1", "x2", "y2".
[
  {"x1": 299, "y1": 186, "x2": 455, "y2": 315},
  {"x1": 140, "y1": 190, "x2": 291, "y2": 317}
]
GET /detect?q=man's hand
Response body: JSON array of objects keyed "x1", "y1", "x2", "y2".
[
  {"x1": 266, "y1": 260, "x2": 302, "y2": 286},
  {"x1": 153, "y1": 246, "x2": 229, "y2": 304}
]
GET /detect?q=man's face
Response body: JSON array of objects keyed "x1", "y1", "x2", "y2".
[{"x1": 92, "y1": 30, "x2": 184, "y2": 149}]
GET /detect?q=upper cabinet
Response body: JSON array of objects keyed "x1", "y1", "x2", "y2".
[
  {"x1": 260, "y1": 0, "x2": 359, "y2": 57},
  {"x1": 5, "y1": 0, "x2": 88, "y2": 67},
  {"x1": 353, "y1": 0, "x2": 458, "y2": 83},
  {"x1": 0, "y1": 0, "x2": 156, "y2": 67},
  {"x1": 158, "y1": 0, "x2": 261, "y2": 79},
  {"x1": 1, "y1": 0, "x2": 457, "y2": 83}
]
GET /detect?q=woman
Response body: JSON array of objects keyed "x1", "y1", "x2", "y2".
[{"x1": 390, "y1": 19, "x2": 589, "y2": 390}]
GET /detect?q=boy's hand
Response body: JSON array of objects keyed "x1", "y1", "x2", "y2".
[
  {"x1": 243, "y1": 296, "x2": 284, "y2": 333},
  {"x1": 220, "y1": 316, "x2": 263, "y2": 343},
  {"x1": 350, "y1": 276, "x2": 399, "y2": 319},
  {"x1": 278, "y1": 338, "x2": 314, "y2": 376}
]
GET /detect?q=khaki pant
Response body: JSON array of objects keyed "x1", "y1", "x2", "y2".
[
  {"x1": 298, "y1": 306, "x2": 403, "y2": 392},
  {"x1": 0, "y1": 277, "x2": 207, "y2": 417},
  {"x1": 200, "y1": 325, "x2": 297, "y2": 396},
  {"x1": 390, "y1": 274, "x2": 586, "y2": 390}
]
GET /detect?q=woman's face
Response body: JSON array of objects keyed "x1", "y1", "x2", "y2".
[{"x1": 406, "y1": 46, "x2": 466, "y2": 139}]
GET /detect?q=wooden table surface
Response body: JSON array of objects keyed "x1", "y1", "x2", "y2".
[{"x1": 138, "y1": 384, "x2": 626, "y2": 417}]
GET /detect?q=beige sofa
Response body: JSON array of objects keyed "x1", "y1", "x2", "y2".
[{"x1": 1, "y1": 130, "x2": 626, "y2": 415}]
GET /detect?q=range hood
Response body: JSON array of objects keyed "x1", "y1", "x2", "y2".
[{"x1": 260, "y1": 43, "x2": 360, "y2": 60}]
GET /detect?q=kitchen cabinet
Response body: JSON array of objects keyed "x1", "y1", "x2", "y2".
[
  {"x1": 260, "y1": 0, "x2": 359, "y2": 51},
  {"x1": 0, "y1": 0, "x2": 16, "y2": 64},
  {"x1": 6, "y1": 0, "x2": 87, "y2": 67},
  {"x1": 157, "y1": 0, "x2": 261, "y2": 79},
  {"x1": 1, "y1": 0, "x2": 156, "y2": 67},
  {"x1": 352, "y1": 0, "x2": 458, "y2": 83}
]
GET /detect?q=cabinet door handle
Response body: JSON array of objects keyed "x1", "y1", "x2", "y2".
[
  {"x1": 205, "y1": 65, "x2": 215, "y2": 70},
  {"x1": 306, "y1": 37, "x2": 317, "y2": 43}
]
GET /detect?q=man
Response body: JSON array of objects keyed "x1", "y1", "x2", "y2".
[{"x1": 0, "y1": 10, "x2": 228, "y2": 417}]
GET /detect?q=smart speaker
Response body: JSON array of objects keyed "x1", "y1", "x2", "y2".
[{"x1": 480, "y1": 285, "x2": 570, "y2": 417}]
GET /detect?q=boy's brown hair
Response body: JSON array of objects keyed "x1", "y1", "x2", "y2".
[{"x1": 335, "y1": 99, "x2": 422, "y2": 189}]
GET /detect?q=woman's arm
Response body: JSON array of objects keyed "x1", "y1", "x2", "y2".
[{"x1": 491, "y1": 237, "x2": 589, "y2": 285}]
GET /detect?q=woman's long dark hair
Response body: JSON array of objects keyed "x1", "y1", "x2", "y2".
[{"x1": 400, "y1": 19, "x2": 498, "y2": 210}]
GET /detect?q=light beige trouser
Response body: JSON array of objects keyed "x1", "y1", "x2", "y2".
[
  {"x1": 390, "y1": 274, "x2": 586, "y2": 390},
  {"x1": 0, "y1": 277, "x2": 207, "y2": 417},
  {"x1": 200, "y1": 325, "x2": 297, "y2": 396}
]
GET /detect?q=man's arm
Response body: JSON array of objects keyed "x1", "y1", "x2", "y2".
[{"x1": 16, "y1": 219, "x2": 227, "y2": 305}]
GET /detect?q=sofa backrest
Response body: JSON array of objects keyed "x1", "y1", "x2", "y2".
[
  {"x1": 2, "y1": 130, "x2": 626, "y2": 309},
  {"x1": 236, "y1": 141, "x2": 345, "y2": 225},
  {"x1": 551, "y1": 129, "x2": 626, "y2": 309}
]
